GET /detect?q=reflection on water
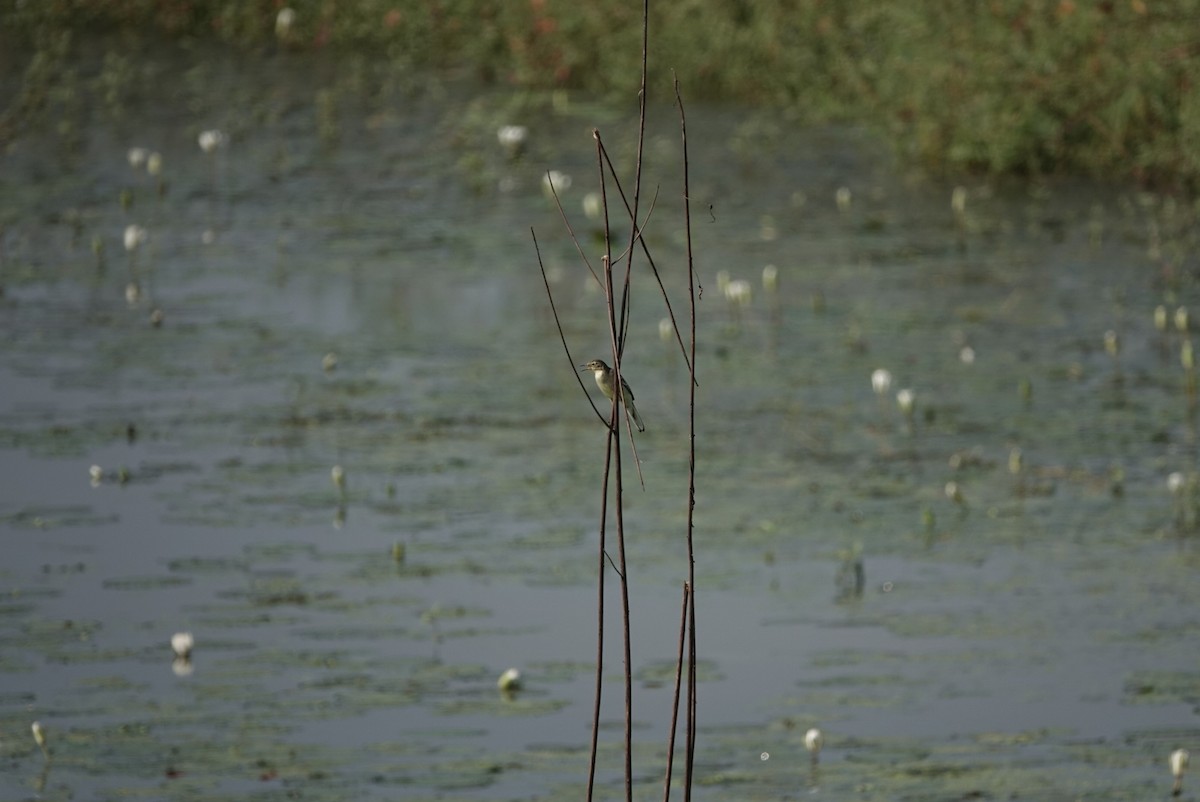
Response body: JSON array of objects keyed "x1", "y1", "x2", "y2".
[{"x1": 1, "y1": 41, "x2": 1198, "y2": 800}]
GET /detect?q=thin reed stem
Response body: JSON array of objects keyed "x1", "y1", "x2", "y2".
[
  {"x1": 545, "y1": 172, "x2": 602, "y2": 291},
  {"x1": 585, "y1": 433, "x2": 613, "y2": 802},
  {"x1": 674, "y1": 71, "x2": 699, "y2": 802},
  {"x1": 531, "y1": 228, "x2": 607, "y2": 426},
  {"x1": 609, "y1": 4, "x2": 652, "y2": 796},
  {"x1": 600, "y1": 227, "x2": 634, "y2": 802},
  {"x1": 597, "y1": 141, "x2": 696, "y2": 382},
  {"x1": 662, "y1": 582, "x2": 690, "y2": 802}
]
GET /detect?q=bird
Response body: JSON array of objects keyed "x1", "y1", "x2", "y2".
[{"x1": 581, "y1": 359, "x2": 644, "y2": 432}]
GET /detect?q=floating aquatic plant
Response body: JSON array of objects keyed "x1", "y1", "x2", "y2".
[
  {"x1": 146, "y1": 151, "x2": 165, "y2": 198},
  {"x1": 1018, "y1": 377, "x2": 1033, "y2": 406},
  {"x1": 1009, "y1": 447, "x2": 1024, "y2": 495}
]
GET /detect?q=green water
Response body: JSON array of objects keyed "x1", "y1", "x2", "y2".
[{"x1": 0, "y1": 41, "x2": 1197, "y2": 801}]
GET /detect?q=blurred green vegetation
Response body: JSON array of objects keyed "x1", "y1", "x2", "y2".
[{"x1": 3, "y1": 0, "x2": 1199, "y2": 187}]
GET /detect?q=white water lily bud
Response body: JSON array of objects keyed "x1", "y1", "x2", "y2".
[
  {"x1": 497, "y1": 667, "x2": 522, "y2": 691},
  {"x1": 275, "y1": 7, "x2": 296, "y2": 38},
  {"x1": 951, "y1": 186, "x2": 967, "y2": 215},
  {"x1": 171, "y1": 631, "x2": 194, "y2": 659},
  {"x1": 497, "y1": 125, "x2": 527, "y2": 158},
  {"x1": 1171, "y1": 748, "x2": 1189, "y2": 796},
  {"x1": 1009, "y1": 447, "x2": 1023, "y2": 475},
  {"x1": 123, "y1": 224, "x2": 147, "y2": 252},
  {"x1": 1104, "y1": 329, "x2": 1119, "y2": 357},
  {"x1": 804, "y1": 727, "x2": 823, "y2": 758},
  {"x1": 198, "y1": 129, "x2": 225, "y2": 154},
  {"x1": 761, "y1": 264, "x2": 778, "y2": 292},
  {"x1": 582, "y1": 191, "x2": 602, "y2": 220},
  {"x1": 871, "y1": 368, "x2": 892, "y2": 396},
  {"x1": 541, "y1": 170, "x2": 571, "y2": 197},
  {"x1": 31, "y1": 721, "x2": 48, "y2": 757},
  {"x1": 724, "y1": 279, "x2": 752, "y2": 307}
]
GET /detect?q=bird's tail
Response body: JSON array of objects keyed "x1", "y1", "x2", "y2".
[{"x1": 626, "y1": 400, "x2": 645, "y2": 432}]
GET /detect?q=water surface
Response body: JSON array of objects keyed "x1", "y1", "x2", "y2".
[{"x1": 1, "y1": 40, "x2": 1197, "y2": 801}]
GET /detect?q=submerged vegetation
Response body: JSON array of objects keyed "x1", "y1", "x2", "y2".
[{"x1": 3, "y1": 0, "x2": 1200, "y2": 187}]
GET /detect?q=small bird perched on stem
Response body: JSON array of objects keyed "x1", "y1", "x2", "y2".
[{"x1": 582, "y1": 359, "x2": 645, "y2": 432}]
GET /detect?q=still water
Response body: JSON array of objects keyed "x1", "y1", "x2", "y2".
[{"x1": 0, "y1": 42, "x2": 1197, "y2": 800}]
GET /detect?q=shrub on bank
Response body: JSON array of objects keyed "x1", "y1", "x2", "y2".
[{"x1": 2, "y1": 0, "x2": 1198, "y2": 187}]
